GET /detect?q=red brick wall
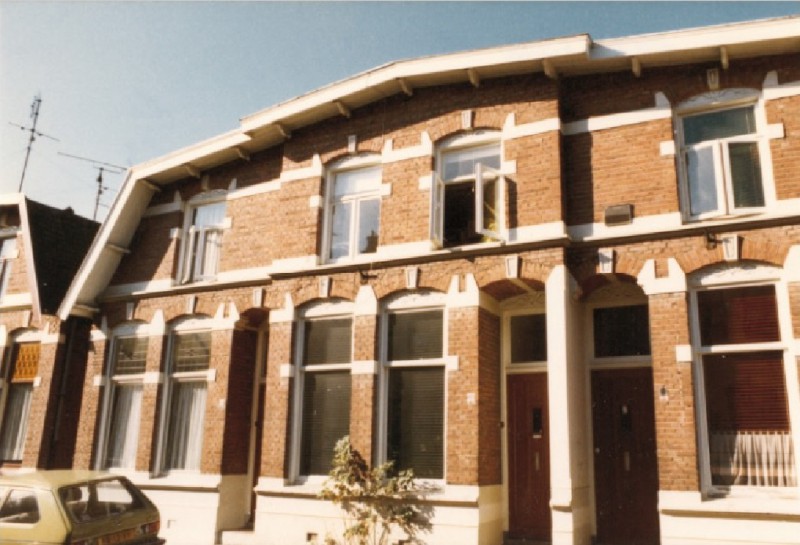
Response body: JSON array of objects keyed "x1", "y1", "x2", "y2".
[{"x1": 648, "y1": 292, "x2": 699, "y2": 491}]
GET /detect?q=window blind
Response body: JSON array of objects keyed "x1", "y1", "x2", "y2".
[
  {"x1": 698, "y1": 286, "x2": 779, "y2": 345},
  {"x1": 300, "y1": 371, "x2": 351, "y2": 475},
  {"x1": 113, "y1": 337, "x2": 148, "y2": 375},
  {"x1": 303, "y1": 318, "x2": 352, "y2": 365},
  {"x1": 172, "y1": 332, "x2": 211, "y2": 372},
  {"x1": 387, "y1": 367, "x2": 444, "y2": 479},
  {"x1": 388, "y1": 310, "x2": 443, "y2": 361}
]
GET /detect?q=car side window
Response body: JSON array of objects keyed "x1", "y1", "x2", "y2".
[{"x1": 0, "y1": 488, "x2": 40, "y2": 524}]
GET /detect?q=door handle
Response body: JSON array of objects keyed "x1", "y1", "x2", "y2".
[{"x1": 624, "y1": 451, "x2": 631, "y2": 472}]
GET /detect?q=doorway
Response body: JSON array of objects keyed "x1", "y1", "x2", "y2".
[
  {"x1": 591, "y1": 368, "x2": 659, "y2": 545},
  {"x1": 507, "y1": 372, "x2": 550, "y2": 541}
]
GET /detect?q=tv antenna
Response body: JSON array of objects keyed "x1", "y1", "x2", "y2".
[
  {"x1": 58, "y1": 152, "x2": 126, "y2": 220},
  {"x1": 10, "y1": 95, "x2": 60, "y2": 192}
]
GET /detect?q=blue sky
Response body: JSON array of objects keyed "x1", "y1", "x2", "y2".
[{"x1": 1, "y1": 1, "x2": 798, "y2": 220}]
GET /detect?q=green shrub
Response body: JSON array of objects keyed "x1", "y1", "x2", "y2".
[{"x1": 319, "y1": 436, "x2": 433, "y2": 545}]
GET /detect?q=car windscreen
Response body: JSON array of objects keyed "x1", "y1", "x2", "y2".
[{"x1": 59, "y1": 477, "x2": 145, "y2": 524}]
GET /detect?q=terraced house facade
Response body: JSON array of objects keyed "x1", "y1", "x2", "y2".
[
  {"x1": 52, "y1": 16, "x2": 800, "y2": 545},
  {"x1": 0, "y1": 196, "x2": 97, "y2": 472}
]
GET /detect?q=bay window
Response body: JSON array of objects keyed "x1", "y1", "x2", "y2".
[
  {"x1": 694, "y1": 285, "x2": 796, "y2": 488},
  {"x1": 431, "y1": 136, "x2": 506, "y2": 248},
  {"x1": 0, "y1": 342, "x2": 39, "y2": 462},
  {"x1": 102, "y1": 336, "x2": 147, "y2": 469},
  {"x1": 383, "y1": 308, "x2": 445, "y2": 479},
  {"x1": 326, "y1": 165, "x2": 382, "y2": 262},
  {"x1": 162, "y1": 331, "x2": 211, "y2": 472},
  {"x1": 296, "y1": 316, "x2": 353, "y2": 476},
  {"x1": 679, "y1": 99, "x2": 768, "y2": 220}
]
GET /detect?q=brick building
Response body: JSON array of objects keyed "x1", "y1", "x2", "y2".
[
  {"x1": 58, "y1": 16, "x2": 799, "y2": 545},
  {"x1": 0, "y1": 195, "x2": 98, "y2": 471}
]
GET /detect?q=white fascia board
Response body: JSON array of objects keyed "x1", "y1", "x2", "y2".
[
  {"x1": 58, "y1": 171, "x2": 151, "y2": 320},
  {"x1": 131, "y1": 130, "x2": 252, "y2": 182},
  {"x1": 240, "y1": 35, "x2": 591, "y2": 133},
  {"x1": 591, "y1": 16, "x2": 800, "y2": 61},
  {"x1": 17, "y1": 198, "x2": 42, "y2": 322}
]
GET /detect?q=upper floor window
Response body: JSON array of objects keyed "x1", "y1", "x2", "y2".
[
  {"x1": 0, "y1": 235, "x2": 18, "y2": 302},
  {"x1": 181, "y1": 199, "x2": 227, "y2": 283},
  {"x1": 325, "y1": 164, "x2": 381, "y2": 262},
  {"x1": 678, "y1": 94, "x2": 770, "y2": 221},
  {"x1": 692, "y1": 283, "x2": 796, "y2": 489},
  {"x1": 432, "y1": 136, "x2": 506, "y2": 248}
]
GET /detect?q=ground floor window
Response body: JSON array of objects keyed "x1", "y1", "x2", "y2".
[
  {"x1": 383, "y1": 307, "x2": 445, "y2": 479},
  {"x1": 0, "y1": 342, "x2": 39, "y2": 462},
  {"x1": 695, "y1": 283, "x2": 796, "y2": 488},
  {"x1": 161, "y1": 330, "x2": 211, "y2": 472},
  {"x1": 103, "y1": 336, "x2": 148, "y2": 469}
]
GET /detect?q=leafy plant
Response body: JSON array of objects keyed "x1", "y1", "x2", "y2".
[{"x1": 319, "y1": 436, "x2": 433, "y2": 545}]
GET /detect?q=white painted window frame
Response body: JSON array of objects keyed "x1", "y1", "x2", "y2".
[
  {"x1": 177, "y1": 191, "x2": 229, "y2": 285},
  {"x1": 675, "y1": 89, "x2": 777, "y2": 223},
  {"x1": 289, "y1": 300, "x2": 355, "y2": 483},
  {"x1": 689, "y1": 265, "x2": 800, "y2": 498},
  {"x1": 154, "y1": 320, "x2": 214, "y2": 476},
  {"x1": 95, "y1": 324, "x2": 150, "y2": 472},
  {"x1": 377, "y1": 291, "x2": 448, "y2": 483},
  {"x1": 585, "y1": 285, "x2": 653, "y2": 370},
  {"x1": 0, "y1": 234, "x2": 19, "y2": 303},
  {"x1": 432, "y1": 132, "x2": 507, "y2": 248},
  {"x1": 322, "y1": 157, "x2": 383, "y2": 264}
]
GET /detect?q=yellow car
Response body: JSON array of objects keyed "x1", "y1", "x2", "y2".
[{"x1": 0, "y1": 470, "x2": 164, "y2": 545}]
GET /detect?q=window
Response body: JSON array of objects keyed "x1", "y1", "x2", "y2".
[
  {"x1": 510, "y1": 313, "x2": 547, "y2": 364},
  {"x1": 326, "y1": 165, "x2": 381, "y2": 261},
  {"x1": 102, "y1": 336, "x2": 147, "y2": 469},
  {"x1": 694, "y1": 285, "x2": 796, "y2": 488},
  {"x1": 384, "y1": 309, "x2": 445, "y2": 479},
  {"x1": 296, "y1": 317, "x2": 353, "y2": 476},
  {"x1": 432, "y1": 138, "x2": 506, "y2": 248},
  {"x1": 0, "y1": 343, "x2": 39, "y2": 462},
  {"x1": 0, "y1": 488, "x2": 39, "y2": 524},
  {"x1": 593, "y1": 305, "x2": 651, "y2": 358},
  {"x1": 161, "y1": 331, "x2": 210, "y2": 471},
  {"x1": 0, "y1": 235, "x2": 17, "y2": 302},
  {"x1": 679, "y1": 100, "x2": 768, "y2": 220},
  {"x1": 181, "y1": 199, "x2": 226, "y2": 283}
]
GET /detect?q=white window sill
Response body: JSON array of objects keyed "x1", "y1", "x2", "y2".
[{"x1": 660, "y1": 489, "x2": 800, "y2": 517}]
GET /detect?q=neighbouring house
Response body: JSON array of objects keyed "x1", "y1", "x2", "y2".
[
  {"x1": 56, "y1": 16, "x2": 799, "y2": 545},
  {"x1": 0, "y1": 195, "x2": 98, "y2": 471}
]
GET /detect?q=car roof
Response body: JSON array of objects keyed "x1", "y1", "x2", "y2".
[{"x1": 0, "y1": 470, "x2": 122, "y2": 490}]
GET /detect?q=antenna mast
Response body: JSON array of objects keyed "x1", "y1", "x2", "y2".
[
  {"x1": 12, "y1": 95, "x2": 60, "y2": 192},
  {"x1": 58, "y1": 152, "x2": 126, "y2": 220}
]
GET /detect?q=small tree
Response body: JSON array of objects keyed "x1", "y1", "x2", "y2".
[{"x1": 319, "y1": 436, "x2": 432, "y2": 545}]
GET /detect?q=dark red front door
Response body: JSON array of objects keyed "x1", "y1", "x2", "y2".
[
  {"x1": 507, "y1": 373, "x2": 550, "y2": 541},
  {"x1": 592, "y1": 368, "x2": 660, "y2": 545}
]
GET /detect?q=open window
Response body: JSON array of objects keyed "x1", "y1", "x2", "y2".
[
  {"x1": 677, "y1": 93, "x2": 771, "y2": 221},
  {"x1": 431, "y1": 138, "x2": 506, "y2": 248}
]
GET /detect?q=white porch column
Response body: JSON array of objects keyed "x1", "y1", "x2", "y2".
[{"x1": 546, "y1": 265, "x2": 592, "y2": 545}]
